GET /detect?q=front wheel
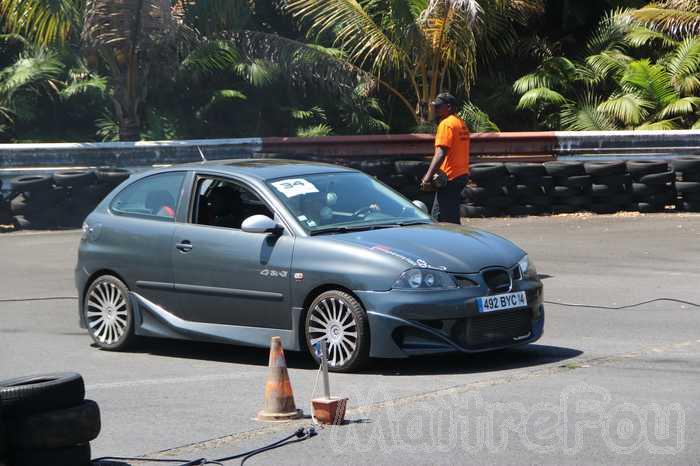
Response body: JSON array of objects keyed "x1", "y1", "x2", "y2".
[
  {"x1": 84, "y1": 275, "x2": 135, "y2": 350},
  {"x1": 305, "y1": 290, "x2": 370, "y2": 373}
]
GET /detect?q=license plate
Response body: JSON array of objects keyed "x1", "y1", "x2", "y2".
[{"x1": 476, "y1": 291, "x2": 527, "y2": 313}]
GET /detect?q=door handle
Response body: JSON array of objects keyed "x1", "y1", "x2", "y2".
[{"x1": 176, "y1": 240, "x2": 193, "y2": 253}]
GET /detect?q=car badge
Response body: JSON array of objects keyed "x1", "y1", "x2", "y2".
[{"x1": 294, "y1": 272, "x2": 304, "y2": 282}]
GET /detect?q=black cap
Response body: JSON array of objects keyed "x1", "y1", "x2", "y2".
[{"x1": 431, "y1": 92, "x2": 457, "y2": 107}]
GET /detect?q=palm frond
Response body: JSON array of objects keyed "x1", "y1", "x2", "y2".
[
  {"x1": 296, "y1": 123, "x2": 333, "y2": 137},
  {"x1": 0, "y1": 0, "x2": 80, "y2": 46},
  {"x1": 0, "y1": 50, "x2": 63, "y2": 100},
  {"x1": 516, "y1": 87, "x2": 567, "y2": 110},
  {"x1": 665, "y1": 37, "x2": 700, "y2": 95},
  {"x1": 585, "y1": 50, "x2": 634, "y2": 81},
  {"x1": 180, "y1": 40, "x2": 240, "y2": 75},
  {"x1": 622, "y1": 59, "x2": 677, "y2": 108},
  {"x1": 624, "y1": 27, "x2": 679, "y2": 48},
  {"x1": 597, "y1": 92, "x2": 653, "y2": 126},
  {"x1": 286, "y1": 0, "x2": 410, "y2": 73},
  {"x1": 60, "y1": 74, "x2": 108, "y2": 99},
  {"x1": 561, "y1": 95, "x2": 620, "y2": 131},
  {"x1": 631, "y1": 2, "x2": 700, "y2": 38},
  {"x1": 658, "y1": 96, "x2": 700, "y2": 118},
  {"x1": 234, "y1": 60, "x2": 280, "y2": 88},
  {"x1": 692, "y1": 118, "x2": 700, "y2": 129},
  {"x1": 458, "y1": 101, "x2": 499, "y2": 132},
  {"x1": 636, "y1": 119, "x2": 680, "y2": 130},
  {"x1": 586, "y1": 8, "x2": 632, "y2": 56}
]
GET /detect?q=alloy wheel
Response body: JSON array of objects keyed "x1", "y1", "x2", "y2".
[
  {"x1": 307, "y1": 296, "x2": 359, "y2": 368},
  {"x1": 86, "y1": 279, "x2": 129, "y2": 346}
]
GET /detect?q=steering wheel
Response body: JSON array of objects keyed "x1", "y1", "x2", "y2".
[{"x1": 352, "y1": 206, "x2": 376, "y2": 218}]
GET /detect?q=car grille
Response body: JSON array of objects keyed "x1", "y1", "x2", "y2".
[
  {"x1": 482, "y1": 268, "x2": 511, "y2": 293},
  {"x1": 453, "y1": 310, "x2": 532, "y2": 348}
]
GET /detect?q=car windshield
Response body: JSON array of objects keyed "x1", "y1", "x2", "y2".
[{"x1": 267, "y1": 172, "x2": 432, "y2": 234}]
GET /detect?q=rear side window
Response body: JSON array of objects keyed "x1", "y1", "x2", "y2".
[{"x1": 111, "y1": 172, "x2": 185, "y2": 220}]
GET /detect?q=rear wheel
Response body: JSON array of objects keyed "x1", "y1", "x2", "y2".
[
  {"x1": 84, "y1": 275, "x2": 135, "y2": 350},
  {"x1": 305, "y1": 290, "x2": 370, "y2": 373}
]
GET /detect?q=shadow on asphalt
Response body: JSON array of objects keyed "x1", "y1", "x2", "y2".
[{"x1": 114, "y1": 339, "x2": 582, "y2": 376}]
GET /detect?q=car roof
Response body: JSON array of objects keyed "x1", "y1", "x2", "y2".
[{"x1": 182, "y1": 158, "x2": 357, "y2": 181}]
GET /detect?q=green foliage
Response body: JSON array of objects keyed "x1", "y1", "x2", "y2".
[{"x1": 458, "y1": 101, "x2": 499, "y2": 132}]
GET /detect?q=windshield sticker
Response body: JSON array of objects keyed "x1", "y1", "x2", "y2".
[
  {"x1": 297, "y1": 215, "x2": 308, "y2": 222},
  {"x1": 271, "y1": 178, "x2": 319, "y2": 198}
]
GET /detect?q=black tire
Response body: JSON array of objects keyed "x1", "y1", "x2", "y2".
[
  {"x1": 0, "y1": 404, "x2": 7, "y2": 460},
  {"x1": 505, "y1": 163, "x2": 546, "y2": 178},
  {"x1": 13, "y1": 443, "x2": 91, "y2": 466},
  {"x1": 11, "y1": 400, "x2": 100, "y2": 450},
  {"x1": 543, "y1": 161, "x2": 585, "y2": 177},
  {"x1": 551, "y1": 204, "x2": 577, "y2": 215},
  {"x1": 591, "y1": 173, "x2": 631, "y2": 187},
  {"x1": 395, "y1": 160, "x2": 429, "y2": 177},
  {"x1": 562, "y1": 195, "x2": 591, "y2": 207},
  {"x1": 517, "y1": 175, "x2": 553, "y2": 189},
  {"x1": 96, "y1": 167, "x2": 131, "y2": 185},
  {"x1": 360, "y1": 160, "x2": 393, "y2": 177},
  {"x1": 0, "y1": 373, "x2": 84, "y2": 417},
  {"x1": 590, "y1": 203, "x2": 620, "y2": 214},
  {"x1": 470, "y1": 163, "x2": 508, "y2": 181},
  {"x1": 12, "y1": 215, "x2": 31, "y2": 230},
  {"x1": 591, "y1": 184, "x2": 615, "y2": 197},
  {"x1": 462, "y1": 185, "x2": 506, "y2": 202},
  {"x1": 626, "y1": 161, "x2": 668, "y2": 179},
  {"x1": 305, "y1": 290, "x2": 370, "y2": 373},
  {"x1": 637, "y1": 202, "x2": 664, "y2": 213},
  {"x1": 482, "y1": 196, "x2": 512, "y2": 209},
  {"x1": 607, "y1": 192, "x2": 633, "y2": 205},
  {"x1": 584, "y1": 161, "x2": 627, "y2": 176},
  {"x1": 682, "y1": 191, "x2": 700, "y2": 202},
  {"x1": 10, "y1": 176, "x2": 52, "y2": 192},
  {"x1": 398, "y1": 184, "x2": 420, "y2": 199},
  {"x1": 676, "y1": 181, "x2": 700, "y2": 195},
  {"x1": 682, "y1": 200, "x2": 700, "y2": 211},
  {"x1": 646, "y1": 191, "x2": 677, "y2": 206},
  {"x1": 53, "y1": 170, "x2": 97, "y2": 188},
  {"x1": 672, "y1": 157, "x2": 700, "y2": 174},
  {"x1": 518, "y1": 195, "x2": 550, "y2": 207},
  {"x1": 461, "y1": 204, "x2": 501, "y2": 218},
  {"x1": 550, "y1": 186, "x2": 579, "y2": 198},
  {"x1": 555, "y1": 174, "x2": 593, "y2": 189},
  {"x1": 507, "y1": 205, "x2": 537, "y2": 216},
  {"x1": 84, "y1": 275, "x2": 136, "y2": 351},
  {"x1": 511, "y1": 184, "x2": 544, "y2": 198},
  {"x1": 638, "y1": 171, "x2": 675, "y2": 185}
]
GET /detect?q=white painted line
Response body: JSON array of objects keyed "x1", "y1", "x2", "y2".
[{"x1": 86, "y1": 372, "x2": 260, "y2": 391}]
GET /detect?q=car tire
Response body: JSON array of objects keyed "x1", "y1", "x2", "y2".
[
  {"x1": 53, "y1": 171, "x2": 97, "y2": 188},
  {"x1": 482, "y1": 196, "x2": 512, "y2": 209},
  {"x1": 672, "y1": 157, "x2": 700, "y2": 174},
  {"x1": 461, "y1": 204, "x2": 500, "y2": 217},
  {"x1": 674, "y1": 181, "x2": 700, "y2": 195},
  {"x1": 626, "y1": 161, "x2": 668, "y2": 178},
  {"x1": 10, "y1": 175, "x2": 53, "y2": 193},
  {"x1": 551, "y1": 204, "x2": 577, "y2": 215},
  {"x1": 0, "y1": 373, "x2": 84, "y2": 417},
  {"x1": 505, "y1": 163, "x2": 546, "y2": 178},
  {"x1": 555, "y1": 175, "x2": 592, "y2": 189},
  {"x1": 584, "y1": 161, "x2": 627, "y2": 176},
  {"x1": 84, "y1": 275, "x2": 136, "y2": 351},
  {"x1": 305, "y1": 290, "x2": 370, "y2": 373},
  {"x1": 470, "y1": 163, "x2": 508, "y2": 181},
  {"x1": 638, "y1": 171, "x2": 675, "y2": 185},
  {"x1": 682, "y1": 200, "x2": 700, "y2": 211},
  {"x1": 12, "y1": 443, "x2": 91, "y2": 466},
  {"x1": 395, "y1": 160, "x2": 429, "y2": 177},
  {"x1": 10, "y1": 400, "x2": 100, "y2": 450},
  {"x1": 543, "y1": 162, "x2": 585, "y2": 177},
  {"x1": 96, "y1": 167, "x2": 131, "y2": 185},
  {"x1": 562, "y1": 195, "x2": 591, "y2": 207},
  {"x1": 590, "y1": 203, "x2": 620, "y2": 214}
]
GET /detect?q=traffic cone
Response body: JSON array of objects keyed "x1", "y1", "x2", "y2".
[{"x1": 256, "y1": 336, "x2": 303, "y2": 421}]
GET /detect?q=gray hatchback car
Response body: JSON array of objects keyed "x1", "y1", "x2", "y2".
[{"x1": 76, "y1": 159, "x2": 544, "y2": 372}]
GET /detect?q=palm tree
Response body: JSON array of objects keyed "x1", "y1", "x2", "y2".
[{"x1": 285, "y1": 0, "x2": 544, "y2": 125}]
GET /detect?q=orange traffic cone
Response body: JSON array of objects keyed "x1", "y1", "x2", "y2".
[{"x1": 256, "y1": 336, "x2": 303, "y2": 421}]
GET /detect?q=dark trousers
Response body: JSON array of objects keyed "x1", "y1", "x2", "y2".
[{"x1": 432, "y1": 175, "x2": 468, "y2": 224}]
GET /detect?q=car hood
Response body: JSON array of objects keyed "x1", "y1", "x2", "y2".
[{"x1": 327, "y1": 224, "x2": 525, "y2": 274}]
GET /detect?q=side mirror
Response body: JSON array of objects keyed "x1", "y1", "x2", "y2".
[
  {"x1": 412, "y1": 200, "x2": 429, "y2": 214},
  {"x1": 241, "y1": 215, "x2": 283, "y2": 234}
]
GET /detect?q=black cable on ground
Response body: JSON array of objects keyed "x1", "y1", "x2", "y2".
[
  {"x1": 545, "y1": 298, "x2": 700, "y2": 310},
  {"x1": 92, "y1": 427, "x2": 316, "y2": 466}
]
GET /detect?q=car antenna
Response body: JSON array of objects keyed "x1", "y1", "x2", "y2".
[{"x1": 197, "y1": 145, "x2": 207, "y2": 162}]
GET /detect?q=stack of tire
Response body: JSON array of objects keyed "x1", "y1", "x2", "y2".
[
  {"x1": 0, "y1": 179, "x2": 13, "y2": 226},
  {"x1": 392, "y1": 159, "x2": 433, "y2": 206},
  {"x1": 9, "y1": 168, "x2": 130, "y2": 230},
  {"x1": 542, "y1": 162, "x2": 592, "y2": 214},
  {"x1": 672, "y1": 156, "x2": 700, "y2": 212},
  {"x1": 583, "y1": 161, "x2": 634, "y2": 214},
  {"x1": 0, "y1": 373, "x2": 99, "y2": 466},
  {"x1": 461, "y1": 163, "x2": 512, "y2": 217},
  {"x1": 504, "y1": 163, "x2": 552, "y2": 216},
  {"x1": 626, "y1": 161, "x2": 676, "y2": 213}
]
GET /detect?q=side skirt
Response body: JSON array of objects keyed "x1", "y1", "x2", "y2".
[{"x1": 130, "y1": 292, "x2": 303, "y2": 351}]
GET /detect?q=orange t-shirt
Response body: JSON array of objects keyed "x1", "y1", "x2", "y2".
[{"x1": 435, "y1": 114, "x2": 470, "y2": 180}]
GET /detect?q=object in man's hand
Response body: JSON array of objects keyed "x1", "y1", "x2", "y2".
[{"x1": 421, "y1": 170, "x2": 448, "y2": 192}]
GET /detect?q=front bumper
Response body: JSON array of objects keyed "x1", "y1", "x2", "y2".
[{"x1": 355, "y1": 280, "x2": 544, "y2": 358}]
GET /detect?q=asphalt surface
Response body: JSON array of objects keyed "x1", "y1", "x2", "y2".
[{"x1": 0, "y1": 213, "x2": 699, "y2": 465}]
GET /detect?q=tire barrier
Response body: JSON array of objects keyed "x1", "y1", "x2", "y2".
[
  {"x1": 3, "y1": 168, "x2": 131, "y2": 230},
  {"x1": 673, "y1": 157, "x2": 700, "y2": 212},
  {"x1": 0, "y1": 373, "x2": 99, "y2": 466}
]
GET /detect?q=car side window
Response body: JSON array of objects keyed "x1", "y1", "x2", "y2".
[
  {"x1": 111, "y1": 172, "x2": 185, "y2": 220},
  {"x1": 193, "y1": 177, "x2": 274, "y2": 230}
]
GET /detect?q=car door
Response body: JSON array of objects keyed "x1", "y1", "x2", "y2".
[
  {"x1": 170, "y1": 175, "x2": 294, "y2": 329},
  {"x1": 99, "y1": 171, "x2": 188, "y2": 313}
]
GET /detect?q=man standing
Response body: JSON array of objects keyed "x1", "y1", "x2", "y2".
[{"x1": 420, "y1": 92, "x2": 470, "y2": 224}]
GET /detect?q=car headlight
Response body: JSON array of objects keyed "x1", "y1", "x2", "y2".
[
  {"x1": 393, "y1": 268, "x2": 457, "y2": 290},
  {"x1": 518, "y1": 255, "x2": 538, "y2": 280}
]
